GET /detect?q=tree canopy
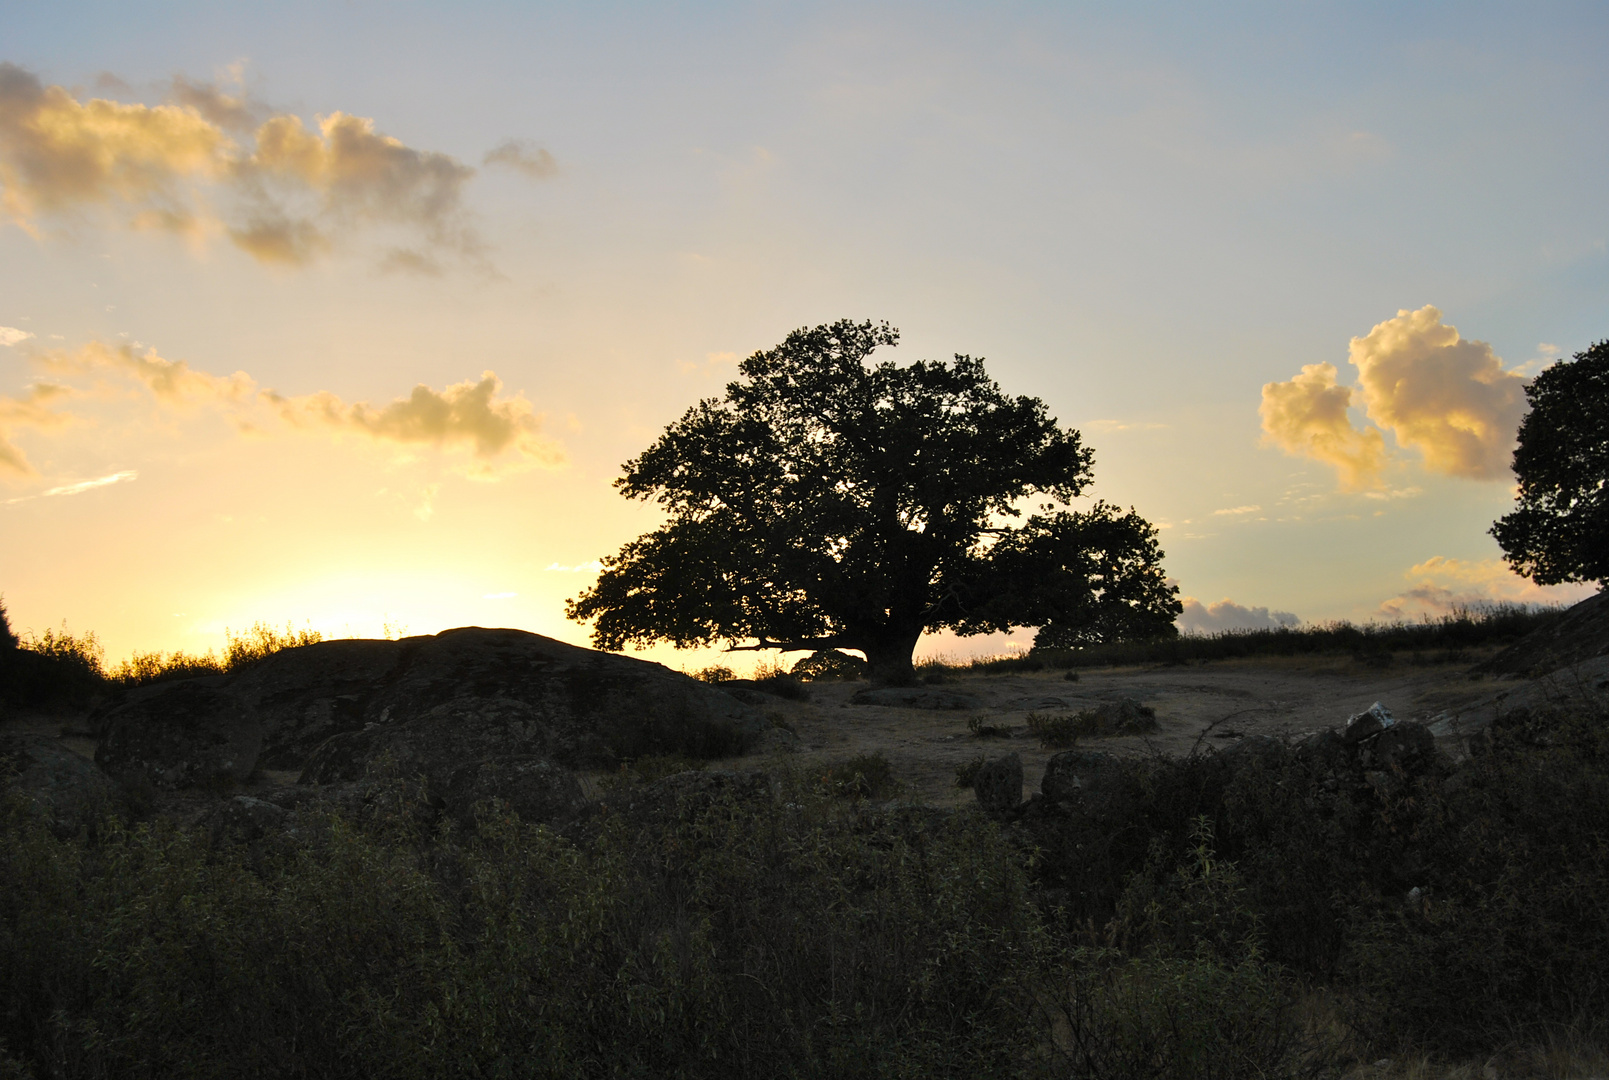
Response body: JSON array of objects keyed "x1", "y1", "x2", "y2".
[
  {"x1": 566, "y1": 319, "x2": 1180, "y2": 683},
  {"x1": 1491, "y1": 339, "x2": 1609, "y2": 587}
]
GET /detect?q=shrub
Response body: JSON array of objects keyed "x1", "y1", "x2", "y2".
[
  {"x1": 790, "y1": 649, "x2": 867, "y2": 681},
  {"x1": 817, "y1": 752, "x2": 896, "y2": 800},
  {"x1": 692, "y1": 663, "x2": 737, "y2": 683},
  {"x1": 955, "y1": 753, "x2": 987, "y2": 789},
  {"x1": 968, "y1": 714, "x2": 1015, "y2": 738},
  {"x1": 1026, "y1": 711, "x2": 1081, "y2": 748},
  {"x1": 0, "y1": 770, "x2": 1053, "y2": 1079}
]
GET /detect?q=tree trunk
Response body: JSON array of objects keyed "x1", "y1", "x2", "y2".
[{"x1": 859, "y1": 630, "x2": 923, "y2": 686}]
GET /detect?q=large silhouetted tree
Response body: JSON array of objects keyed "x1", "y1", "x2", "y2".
[
  {"x1": 1491, "y1": 340, "x2": 1609, "y2": 587},
  {"x1": 566, "y1": 319, "x2": 1180, "y2": 683}
]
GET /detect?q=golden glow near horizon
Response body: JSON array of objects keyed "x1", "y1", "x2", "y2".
[{"x1": 2, "y1": 7, "x2": 1603, "y2": 671}]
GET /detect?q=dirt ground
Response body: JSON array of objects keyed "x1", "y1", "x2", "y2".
[
  {"x1": 0, "y1": 650, "x2": 1547, "y2": 809},
  {"x1": 712, "y1": 652, "x2": 1530, "y2": 808}
]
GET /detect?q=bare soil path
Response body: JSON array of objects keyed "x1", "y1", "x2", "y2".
[{"x1": 720, "y1": 655, "x2": 1520, "y2": 807}]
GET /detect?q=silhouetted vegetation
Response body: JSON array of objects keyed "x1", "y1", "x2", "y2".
[
  {"x1": 568, "y1": 318, "x2": 1179, "y2": 684},
  {"x1": 1, "y1": 619, "x2": 325, "y2": 710},
  {"x1": 944, "y1": 602, "x2": 1565, "y2": 674},
  {"x1": 3, "y1": 698, "x2": 1605, "y2": 1075}
]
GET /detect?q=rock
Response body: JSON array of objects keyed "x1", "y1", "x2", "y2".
[
  {"x1": 93, "y1": 628, "x2": 769, "y2": 780},
  {"x1": 203, "y1": 795, "x2": 289, "y2": 845},
  {"x1": 96, "y1": 681, "x2": 263, "y2": 789},
  {"x1": 1040, "y1": 750, "x2": 1129, "y2": 819},
  {"x1": 1343, "y1": 701, "x2": 1396, "y2": 744},
  {"x1": 851, "y1": 686, "x2": 981, "y2": 710},
  {"x1": 0, "y1": 734, "x2": 120, "y2": 835},
  {"x1": 299, "y1": 696, "x2": 554, "y2": 786},
  {"x1": 1365, "y1": 720, "x2": 1436, "y2": 774},
  {"x1": 441, "y1": 755, "x2": 587, "y2": 827},
  {"x1": 1478, "y1": 589, "x2": 1609, "y2": 676},
  {"x1": 1080, "y1": 697, "x2": 1159, "y2": 736},
  {"x1": 1295, "y1": 729, "x2": 1350, "y2": 777},
  {"x1": 972, "y1": 753, "x2": 1023, "y2": 814}
]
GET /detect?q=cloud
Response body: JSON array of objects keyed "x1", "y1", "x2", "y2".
[
  {"x1": 11, "y1": 341, "x2": 561, "y2": 480},
  {"x1": 1375, "y1": 555, "x2": 1594, "y2": 619},
  {"x1": 0, "y1": 63, "x2": 482, "y2": 268},
  {"x1": 1, "y1": 326, "x2": 34, "y2": 347},
  {"x1": 1349, "y1": 307, "x2": 1527, "y2": 480},
  {"x1": 1261, "y1": 307, "x2": 1528, "y2": 489},
  {"x1": 483, "y1": 139, "x2": 558, "y2": 179},
  {"x1": 265, "y1": 371, "x2": 561, "y2": 474},
  {"x1": 1260, "y1": 362, "x2": 1389, "y2": 490},
  {"x1": 41, "y1": 340, "x2": 257, "y2": 405},
  {"x1": 1177, "y1": 597, "x2": 1300, "y2": 635},
  {"x1": 1212, "y1": 504, "x2": 1261, "y2": 516},
  {"x1": 43, "y1": 469, "x2": 137, "y2": 496},
  {"x1": 1084, "y1": 419, "x2": 1169, "y2": 433},
  {"x1": 0, "y1": 382, "x2": 74, "y2": 475}
]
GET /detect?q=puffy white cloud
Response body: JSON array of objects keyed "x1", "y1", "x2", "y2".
[
  {"x1": 1261, "y1": 307, "x2": 1529, "y2": 488},
  {"x1": 1, "y1": 326, "x2": 35, "y2": 347},
  {"x1": 0, "y1": 63, "x2": 482, "y2": 268},
  {"x1": 1177, "y1": 597, "x2": 1300, "y2": 635},
  {"x1": 1349, "y1": 306, "x2": 1527, "y2": 480},
  {"x1": 1375, "y1": 555, "x2": 1593, "y2": 619},
  {"x1": 1259, "y1": 362, "x2": 1389, "y2": 490}
]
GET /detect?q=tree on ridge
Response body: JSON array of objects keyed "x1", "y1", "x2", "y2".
[{"x1": 566, "y1": 319, "x2": 1181, "y2": 684}]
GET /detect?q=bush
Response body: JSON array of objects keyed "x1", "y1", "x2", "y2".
[
  {"x1": 1035, "y1": 949, "x2": 1324, "y2": 1080},
  {"x1": 790, "y1": 649, "x2": 868, "y2": 682},
  {"x1": 816, "y1": 752, "x2": 896, "y2": 800},
  {"x1": 0, "y1": 770, "x2": 1053, "y2": 1079}
]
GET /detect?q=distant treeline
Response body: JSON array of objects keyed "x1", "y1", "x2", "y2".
[{"x1": 955, "y1": 603, "x2": 1563, "y2": 674}]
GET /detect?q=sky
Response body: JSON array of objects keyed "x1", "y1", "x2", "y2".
[{"x1": 1, "y1": 1, "x2": 1605, "y2": 672}]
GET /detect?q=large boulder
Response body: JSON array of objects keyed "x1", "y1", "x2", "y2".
[
  {"x1": 973, "y1": 753, "x2": 1023, "y2": 815},
  {"x1": 96, "y1": 681, "x2": 263, "y2": 790},
  {"x1": 92, "y1": 628, "x2": 769, "y2": 789},
  {"x1": 1, "y1": 734, "x2": 120, "y2": 835},
  {"x1": 1040, "y1": 750, "x2": 1129, "y2": 819}
]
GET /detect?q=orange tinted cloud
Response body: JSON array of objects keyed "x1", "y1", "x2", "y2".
[
  {"x1": 1376, "y1": 555, "x2": 1592, "y2": 618},
  {"x1": 1261, "y1": 307, "x2": 1528, "y2": 488},
  {"x1": 0, "y1": 63, "x2": 481, "y2": 268},
  {"x1": 0, "y1": 382, "x2": 73, "y2": 476},
  {"x1": 1349, "y1": 306, "x2": 1527, "y2": 480},
  {"x1": 1259, "y1": 362, "x2": 1389, "y2": 490},
  {"x1": 265, "y1": 372, "x2": 562, "y2": 474},
  {"x1": 16, "y1": 342, "x2": 561, "y2": 478}
]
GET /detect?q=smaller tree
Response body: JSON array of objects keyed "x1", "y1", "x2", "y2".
[{"x1": 1491, "y1": 340, "x2": 1609, "y2": 587}]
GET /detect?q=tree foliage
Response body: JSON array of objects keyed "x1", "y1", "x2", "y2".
[
  {"x1": 1491, "y1": 340, "x2": 1609, "y2": 586},
  {"x1": 567, "y1": 319, "x2": 1180, "y2": 682}
]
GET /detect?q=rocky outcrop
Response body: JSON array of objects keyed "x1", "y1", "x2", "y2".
[
  {"x1": 1, "y1": 734, "x2": 120, "y2": 835},
  {"x1": 1478, "y1": 589, "x2": 1609, "y2": 676},
  {"x1": 95, "y1": 681, "x2": 263, "y2": 790},
  {"x1": 1040, "y1": 750, "x2": 1129, "y2": 819},
  {"x1": 91, "y1": 628, "x2": 770, "y2": 790},
  {"x1": 972, "y1": 753, "x2": 1022, "y2": 815}
]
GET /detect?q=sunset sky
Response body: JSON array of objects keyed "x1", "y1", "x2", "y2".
[{"x1": 2, "y1": 2, "x2": 1605, "y2": 672}]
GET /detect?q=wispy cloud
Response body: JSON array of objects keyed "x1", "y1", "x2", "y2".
[
  {"x1": 44, "y1": 469, "x2": 137, "y2": 496},
  {"x1": 0, "y1": 63, "x2": 489, "y2": 270},
  {"x1": 483, "y1": 139, "x2": 558, "y2": 179},
  {"x1": 9, "y1": 341, "x2": 563, "y2": 481},
  {"x1": 0, "y1": 326, "x2": 34, "y2": 347},
  {"x1": 1083, "y1": 419, "x2": 1169, "y2": 433},
  {"x1": 1375, "y1": 555, "x2": 1593, "y2": 619},
  {"x1": 0, "y1": 382, "x2": 74, "y2": 476},
  {"x1": 1211, "y1": 504, "x2": 1261, "y2": 517}
]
